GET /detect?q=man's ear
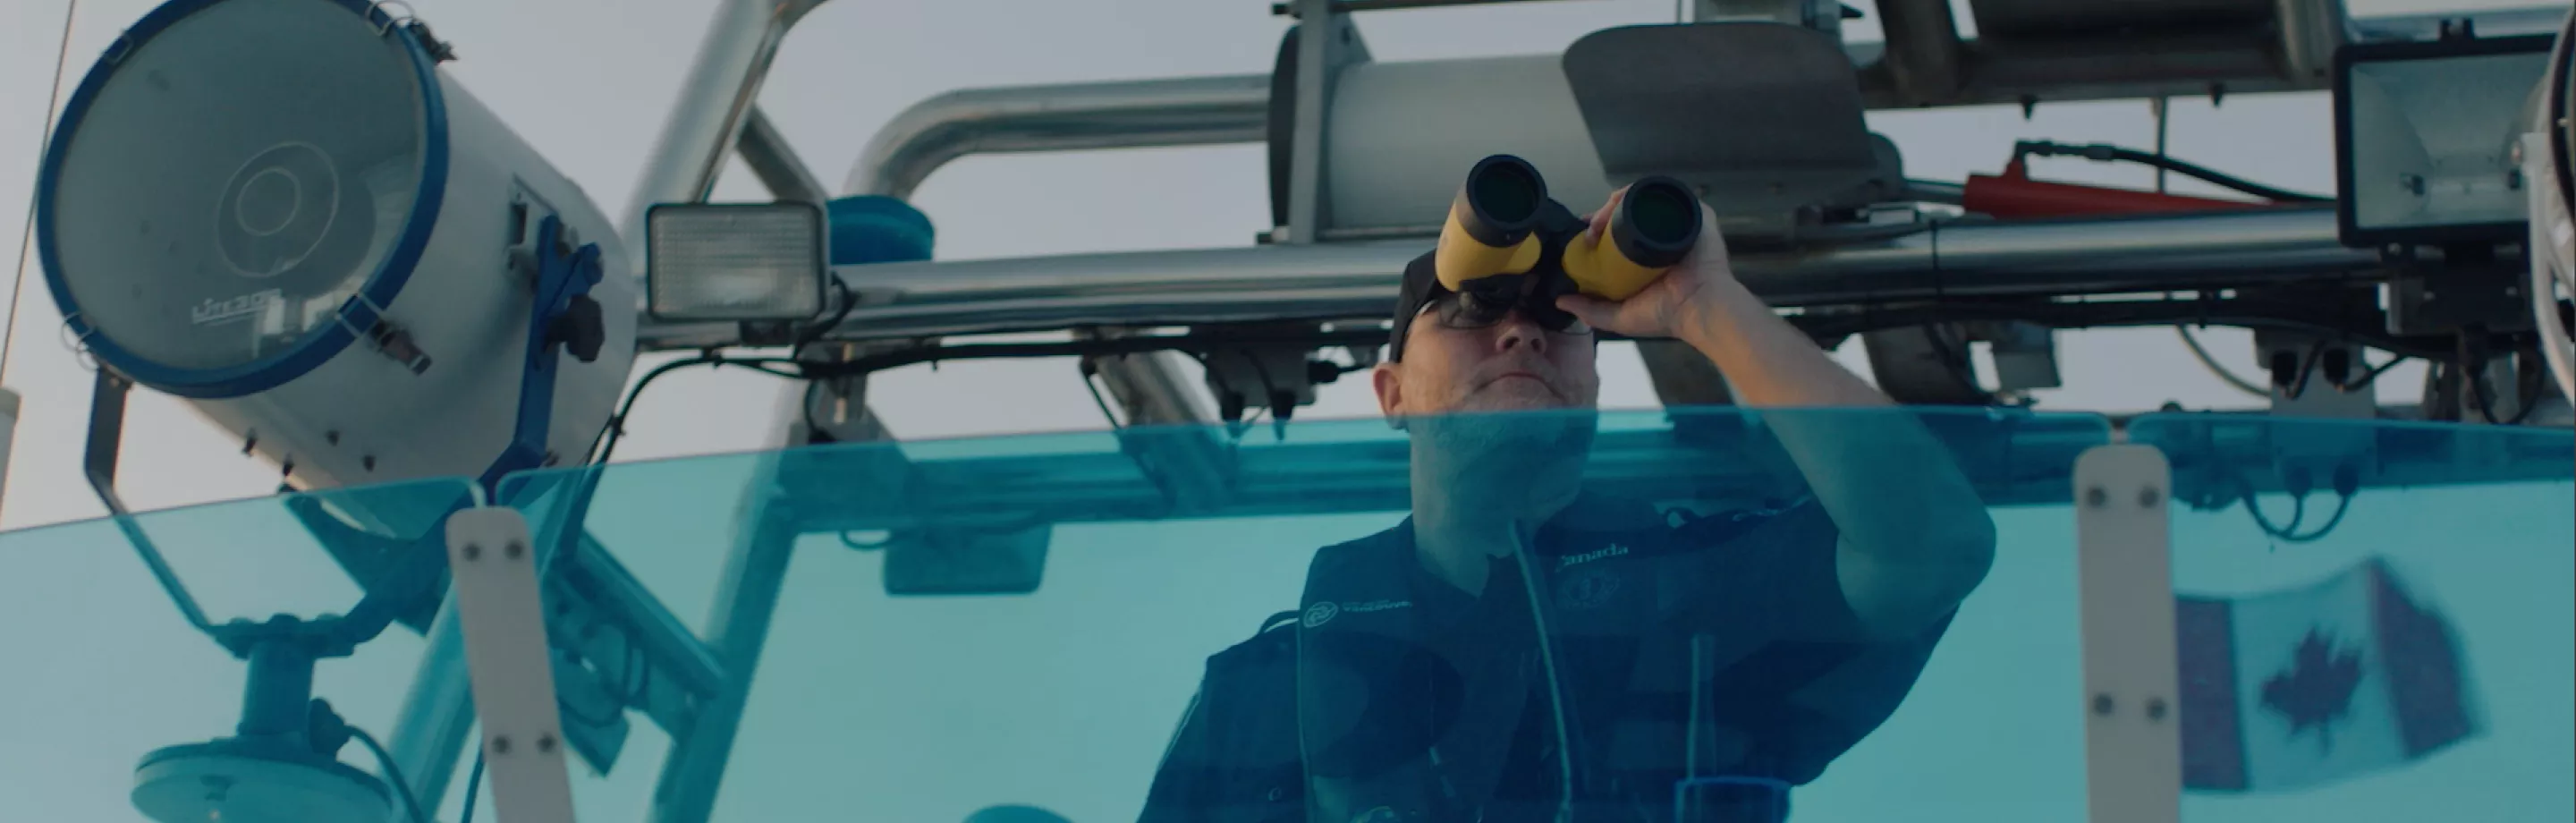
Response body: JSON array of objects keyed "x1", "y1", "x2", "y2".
[{"x1": 1371, "y1": 361, "x2": 1405, "y2": 427}]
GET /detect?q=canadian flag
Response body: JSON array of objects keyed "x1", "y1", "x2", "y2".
[{"x1": 2175, "y1": 556, "x2": 2480, "y2": 792}]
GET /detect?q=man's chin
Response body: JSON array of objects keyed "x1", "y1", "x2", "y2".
[
  {"x1": 1411, "y1": 396, "x2": 1600, "y2": 462},
  {"x1": 1459, "y1": 383, "x2": 1580, "y2": 413}
]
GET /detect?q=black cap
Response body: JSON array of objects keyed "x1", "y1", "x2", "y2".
[{"x1": 1387, "y1": 249, "x2": 1445, "y2": 363}]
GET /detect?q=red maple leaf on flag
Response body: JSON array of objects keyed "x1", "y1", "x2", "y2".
[{"x1": 2260, "y1": 627, "x2": 2366, "y2": 753}]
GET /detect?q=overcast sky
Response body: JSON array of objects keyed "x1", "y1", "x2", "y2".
[{"x1": 5, "y1": 0, "x2": 2526, "y2": 530}]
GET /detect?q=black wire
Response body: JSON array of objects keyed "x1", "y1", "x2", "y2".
[
  {"x1": 792, "y1": 276, "x2": 859, "y2": 352},
  {"x1": 2242, "y1": 488, "x2": 2310, "y2": 540},
  {"x1": 459, "y1": 751, "x2": 485, "y2": 823},
  {"x1": 590, "y1": 352, "x2": 801, "y2": 463},
  {"x1": 2248, "y1": 490, "x2": 2352, "y2": 544},
  {"x1": 2014, "y1": 140, "x2": 2332, "y2": 203},
  {"x1": 2278, "y1": 340, "x2": 2326, "y2": 400},
  {"x1": 2345, "y1": 355, "x2": 2409, "y2": 391},
  {"x1": 2236, "y1": 469, "x2": 2360, "y2": 544},
  {"x1": 350, "y1": 725, "x2": 430, "y2": 823},
  {"x1": 2458, "y1": 336, "x2": 2541, "y2": 426}
]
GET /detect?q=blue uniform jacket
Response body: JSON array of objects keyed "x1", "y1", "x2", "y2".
[{"x1": 1138, "y1": 493, "x2": 1955, "y2": 823}]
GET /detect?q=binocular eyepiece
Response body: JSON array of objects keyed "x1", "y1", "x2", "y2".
[{"x1": 1436, "y1": 154, "x2": 1703, "y2": 303}]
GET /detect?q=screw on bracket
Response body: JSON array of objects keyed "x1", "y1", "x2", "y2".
[
  {"x1": 504, "y1": 541, "x2": 526, "y2": 561},
  {"x1": 2147, "y1": 697, "x2": 2169, "y2": 722},
  {"x1": 2139, "y1": 487, "x2": 2162, "y2": 509},
  {"x1": 462, "y1": 543, "x2": 482, "y2": 562},
  {"x1": 2084, "y1": 487, "x2": 2109, "y2": 509},
  {"x1": 2091, "y1": 693, "x2": 2114, "y2": 716},
  {"x1": 491, "y1": 735, "x2": 512, "y2": 755}
]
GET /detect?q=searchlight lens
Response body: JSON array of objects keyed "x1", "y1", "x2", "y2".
[{"x1": 41, "y1": 0, "x2": 428, "y2": 376}]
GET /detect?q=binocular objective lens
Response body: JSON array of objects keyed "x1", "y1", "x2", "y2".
[{"x1": 1624, "y1": 181, "x2": 1699, "y2": 245}]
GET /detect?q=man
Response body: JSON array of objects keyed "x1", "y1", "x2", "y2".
[{"x1": 1139, "y1": 190, "x2": 1997, "y2": 823}]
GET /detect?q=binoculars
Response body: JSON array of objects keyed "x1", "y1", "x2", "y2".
[{"x1": 1436, "y1": 155, "x2": 1705, "y2": 315}]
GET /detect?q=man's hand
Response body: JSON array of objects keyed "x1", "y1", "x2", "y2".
[
  {"x1": 1552, "y1": 184, "x2": 1732, "y2": 341},
  {"x1": 1543, "y1": 184, "x2": 1996, "y2": 639}
]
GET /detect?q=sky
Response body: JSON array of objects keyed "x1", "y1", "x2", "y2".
[
  {"x1": 1, "y1": 2, "x2": 2568, "y2": 823},
  {"x1": 3, "y1": 0, "x2": 2525, "y2": 531}
]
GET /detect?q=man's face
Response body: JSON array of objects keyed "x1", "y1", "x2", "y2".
[{"x1": 1373, "y1": 296, "x2": 1603, "y2": 420}]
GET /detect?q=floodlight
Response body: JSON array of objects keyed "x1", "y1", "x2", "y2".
[
  {"x1": 2334, "y1": 34, "x2": 2556, "y2": 247},
  {"x1": 35, "y1": 0, "x2": 638, "y2": 494},
  {"x1": 646, "y1": 201, "x2": 829, "y2": 322}
]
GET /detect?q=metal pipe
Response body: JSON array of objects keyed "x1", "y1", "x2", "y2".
[
  {"x1": 386, "y1": 595, "x2": 475, "y2": 817},
  {"x1": 619, "y1": 0, "x2": 826, "y2": 259},
  {"x1": 833, "y1": 74, "x2": 1270, "y2": 430},
  {"x1": 1873, "y1": 0, "x2": 1964, "y2": 104},
  {"x1": 736, "y1": 106, "x2": 829, "y2": 205},
  {"x1": 566, "y1": 532, "x2": 727, "y2": 700},
  {"x1": 2274, "y1": 0, "x2": 2350, "y2": 87},
  {"x1": 841, "y1": 74, "x2": 1270, "y2": 199},
  {"x1": 669, "y1": 208, "x2": 2380, "y2": 345},
  {"x1": 647, "y1": 483, "x2": 802, "y2": 823}
]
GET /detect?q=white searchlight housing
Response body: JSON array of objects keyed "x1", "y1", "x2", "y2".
[{"x1": 36, "y1": 0, "x2": 638, "y2": 493}]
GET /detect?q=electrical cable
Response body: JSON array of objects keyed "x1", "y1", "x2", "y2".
[
  {"x1": 2175, "y1": 327, "x2": 2269, "y2": 398},
  {"x1": 2013, "y1": 140, "x2": 2331, "y2": 203},
  {"x1": 2278, "y1": 340, "x2": 2326, "y2": 401},
  {"x1": 2238, "y1": 468, "x2": 2359, "y2": 544},
  {"x1": 2465, "y1": 357, "x2": 2541, "y2": 426},
  {"x1": 349, "y1": 725, "x2": 431, "y2": 823},
  {"x1": 1505, "y1": 524, "x2": 1578, "y2": 822},
  {"x1": 2343, "y1": 353, "x2": 2408, "y2": 391},
  {"x1": 589, "y1": 351, "x2": 801, "y2": 464},
  {"x1": 2457, "y1": 335, "x2": 2542, "y2": 426},
  {"x1": 2246, "y1": 488, "x2": 2353, "y2": 544},
  {"x1": 2, "y1": 0, "x2": 80, "y2": 382},
  {"x1": 458, "y1": 751, "x2": 485, "y2": 823},
  {"x1": 791, "y1": 276, "x2": 858, "y2": 352}
]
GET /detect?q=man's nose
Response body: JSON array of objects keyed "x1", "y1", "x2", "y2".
[{"x1": 1492, "y1": 310, "x2": 1549, "y2": 355}]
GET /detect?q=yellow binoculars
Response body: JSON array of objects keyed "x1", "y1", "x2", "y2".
[{"x1": 1436, "y1": 154, "x2": 1704, "y2": 304}]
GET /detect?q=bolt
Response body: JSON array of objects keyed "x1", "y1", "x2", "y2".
[
  {"x1": 2092, "y1": 693, "x2": 2114, "y2": 716},
  {"x1": 462, "y1": 543, "x2": 482, "y2": 561},
  {"x1": 2084, "y1": 487, "x2": 2109, "y2": 509},
  {"x1": 538, "y1": 734, "x2": 558, "y2": 754},
  {"x1": 505, "y1": 541, "x2": 526, "y2": 561},
  {"x1": 362, "y1": 455, "x2": 377, "y2": 471},
  {"x1": 325, "y1": 430, "x2": 340, "y2": 445},
  {"x1": 2139, "y1": 487, "x2": 2162, "y2": 508},
  {"x1": 2147, "y1": 697, "x2": 2169, "y2": 722},
  {"x1": 491, "y1": 735, "x2": 512, "y2": 755}
]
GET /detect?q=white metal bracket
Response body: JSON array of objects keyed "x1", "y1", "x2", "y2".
[
  {"x1": 446, "y1": 506, "x2": 579, "y2": 823},
  {"x1": 2074, "y1": 444, "x2": 2182, "y2": 823}
]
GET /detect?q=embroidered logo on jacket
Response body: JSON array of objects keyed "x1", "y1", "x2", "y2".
[
  {"x1": 1556, "y1": 543, "x2": 1631, "y2": 570},
  {"x1": 1303, "y1": 598, "x2": 1411, "y2": 628}
]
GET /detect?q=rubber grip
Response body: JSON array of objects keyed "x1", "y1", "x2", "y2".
[
  {"x1": 1559, "y1": 228, "x2": 1664, "y2": 301},
  {"x1": 1435, "y1": 200, "x2": 1545, "y2": 291}
]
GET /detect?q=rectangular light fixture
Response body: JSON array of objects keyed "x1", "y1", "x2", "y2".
[
  {"x1": 2335, "y1": 33, "x2": 2556, "y2": 248},
  {"x1": 645, "y1": 201, "x2": 828, "y2": 322}
]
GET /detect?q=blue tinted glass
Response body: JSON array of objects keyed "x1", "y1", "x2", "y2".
[
  {"x1": 0, "y1": 479, "x2": 482, "y2": 822},
  {"x1": 2131, "y1": 414, "x2": 2573, "y2": 822},
  {"x1": 492, "y1": 405, "x2": 2109, "y2": 823}
]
